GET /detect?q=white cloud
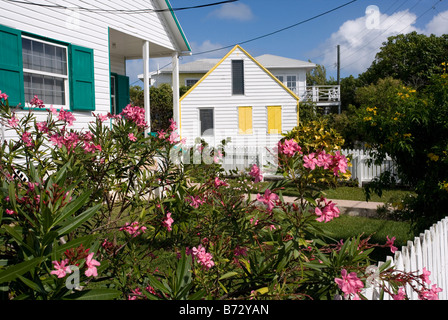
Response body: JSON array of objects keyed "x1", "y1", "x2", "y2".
[
  {"x1": 184, "y1": 40, "x2": 227, "y2": 61},
  {"x1": 208, "y1": 2, "x2": 254, "y2": 21},
  {"x1": 315, "y1": 9, "x2": 421, "y2": 75},
  {"x1": 423, "y1": 10, "x2": 448, "y2": 36}
]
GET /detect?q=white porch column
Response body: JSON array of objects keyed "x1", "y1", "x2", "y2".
[
  {"x1": 172, "y1": 52, "x2": 180, "y2": 129},
  {"x1": 143, "y1": 40, "x2": 151, "y2": 136}
]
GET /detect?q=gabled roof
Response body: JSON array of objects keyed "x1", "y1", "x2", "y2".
[
  {"x1": 156, "y1": 53, "x2": 314, "y2": 73},
  {"x1": 255, "y1": 54, "x2": 315, "y2": 69},
  {"x1": 180, "y1": 45, "x2": 300, "y2": 102}
]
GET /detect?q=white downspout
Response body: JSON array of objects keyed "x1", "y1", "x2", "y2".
[
  {"x1": 172, "y1": 52, "x2": 180, "y2": 129},
  {"x1": 143, "y1": 40, "x2": 151, "y2": 136}
]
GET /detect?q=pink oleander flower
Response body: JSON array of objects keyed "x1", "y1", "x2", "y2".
[
  {"x1": 192, "y1": 245, "x2": 214, "y2": 270},
  {"x1": 50, "y1": 259, "x2": 72, "y2": 278},
  {"x1": 128, "y1": 133, "x2": 137, "y2": 142},
  {"x1": 214, "y1": 177, "x2": 228, "y2": 188},
  {"x1": 157, "y1": 129, "x2": 166, "y2": 139},
  {"x1": 186, "y1": 195, "x2": 206, "y2": 209},
  {"x1": 121, "y1": 104, "x2": 147, "y2": 128},
  {"x1": 49, "y1": 105, "x2": 58, "y2": 115},
  {"x1": 419, "y1": 284, "x2": 443, "y2": 300},
  {"x1": 120, "y1": 221, "x2": 147, "y2": 237},
  {"x1": 331, "y1": 151, "x2": 348, "y2": 176},
  {"x1": 168, "y1": 131, "x2": 180, "y2": 144},
  {"x1": 93, "y1": 113, "x2": 108, "y2": 122},
  {"x1": 0, "y1": 90, "x2": 8, "y2": 100},
  {"x1": 303, "y1": 153, "x2": 318, "y2": 170},
  {"x1": 249, "y1": 164, "x2": 263, "y2": 183},
  {"x1": 84, "y1": 253, "x2": 101, "y2": 277},
  {"x1": 58, "y1": 107, "x2": 76, "y2": 126},
  {"x1": 393, "y1": 287, "x2": 407, "y2": 300},
  {"x1": 334, "y1": 269, "x2": 364, "y2": 299},
  {"x1": 36, "y1": 121, "x2": 48, "y2": 133},
  {"x1": 316, "y1": 151, "x2": 333, "y2": 169},
  {"x1": 421, "y1": 267, "x2": 431, "y2": 284},
  {"x1": 315, "y1": 198, "x2": 340, "y2": 223},
  {"x1": 128, "y1": 287, "x2": 142, "y2": 300},
  {"x1": 7, "y1": 115, "x2": 19, "y2": 128},
  {"x1": 84, "y1": 131, "x2": 93, "y2": 141},
  {"x1": 169, "y1": 118, "x2": 178, "y2": 131},
  {"x1": 278, "y1": 139, "x2": 301, "y2": 156},
  {"x1": 83, "y1": 142, "x2": 101, "y2": 153},
  {"x1": 6, "y1": 209, "x2": 16, "y2": 215},
  {"x1": 50, "y1": 133, "x2": 64, "y2": 148},
  {"x1": 256, "y1": 189, "x2": 279, "y2": 212},
  {"x1": 386, "y1": 235, "x2": 398, "y2": 253},
  {"x1": 234, "y1": 246, "x2": 248, "y2": 257},
  {"x1": 21, "y1": 131, "x2": 33, "y2": 147},
  {"x1": 30, "y1": 95, "x2": 44, "y2": 108},
  {"x1": 163, "y1": 212, "x2": 174, "y2": 231}
]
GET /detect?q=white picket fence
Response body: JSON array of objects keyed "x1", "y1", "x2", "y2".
[
  {"x1": 341, "y1": 149, "x2": 398, "y2": 187},
  {"x1": 363, "y1": 217, "x2": 448, "y2": 300}
]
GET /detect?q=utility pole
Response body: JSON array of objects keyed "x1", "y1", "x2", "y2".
[
  {"x1": 337, "y1": 45, "x2": 341, "y2": 114},
  {"x1": 337, "y1": 45, "x2": 340, "y2": 85}
]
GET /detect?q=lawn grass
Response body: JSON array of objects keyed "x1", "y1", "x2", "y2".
[
  {"x1": 279, "y1": 184, "x2": 415, "y2": 203},
  {"x1": 318, "y1": 214, "x2": 417, "y2": 262}
]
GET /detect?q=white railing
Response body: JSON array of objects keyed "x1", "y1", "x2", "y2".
[
  {"x1": 303, "y1": 85, "x2": 340, "y2": 103},
  {"x1": 363, "y1": 217, "x2": 448, "y2": 300},
  {"x1": 341, "y1": 149, "x2": 399, "y2": 187}
]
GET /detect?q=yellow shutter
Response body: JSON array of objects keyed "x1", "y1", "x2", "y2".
[
  {"x1": 239, "y1": 107, "x2": 253, "y2": 134},
  {"x1": 267, "y1": 106, "x2": 281, "y2": 134}
]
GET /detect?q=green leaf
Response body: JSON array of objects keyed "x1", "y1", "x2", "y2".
[
  {"x1": 0, "y1": 257, "x2": 43, "y2": 284},
  {"x1": 51, "y1": 190, "x2": 92, "y2": 228},
  {"x1": 219, "y1": 271, "x2": 239, "y2": 281},
  {"x1": 56, "y1": 204, "x2": 101, "y2": 236},
  {"x1": 63, "y1": 289, "x2": 122, "y2": 300}
]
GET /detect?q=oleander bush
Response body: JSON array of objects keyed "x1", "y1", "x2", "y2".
[{"x1": 0, "y1": 91, "x2": 442, "y2": 300}]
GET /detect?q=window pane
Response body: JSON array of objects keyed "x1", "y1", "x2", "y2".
[
  {"x1": 24, "y1": 72, "x2": 65, "y2": 106},
  {"x1": 287, "y1": 75, "x2": 297, "y2": 91},
  {"x1": 232, "y1": 60, "x2": 244, "y2": 95},
  {"x1": 22, "y1": 38, "x2": 67, "y2": 75},
  {"x1": 200, "y1": 109, "x2": 214, "y2": 136}
]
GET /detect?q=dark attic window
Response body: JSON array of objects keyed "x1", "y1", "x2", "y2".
[{"x1": 232, "y1": 60, "x2": 244, "y2": 95}]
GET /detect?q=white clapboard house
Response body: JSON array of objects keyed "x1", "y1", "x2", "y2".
[
  {"x1": 0, "y1": 0, "x2": 191, "y2": 142},
  {"x1": 179, "y1": 45, "x2": 301, "y2": 172}
]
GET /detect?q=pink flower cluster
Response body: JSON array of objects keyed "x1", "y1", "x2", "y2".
[
  {"x1": 278, "y1": 139, "x2": 301, "y2": 157},
  {"x1": 191, "y1": 245, "x2": 215, "y2": 270},
  {"x1": 50, "y1": 253, "x2": 100, "y2": 278},
  {"x1": 163, "y1": 212, "x2": 174, "y2": 231},
  {"x1": 121, "y1": 104, "x2": 147, "y2": 128},
  {"x1": 249, "y1": 164, "x2": 263, "y2": 183},
  {"x1": 417, "y1": 268, "x2": 443, "y2": 300},
  {"x1": 334, "y1": 269, "x2": 364, "y2": 300},
  {"x1": 186, "y1": 195, "x2": 206, "y2": 209},
  {"x1": 0, "y1": 90, "x2": 8, "y2": 100},
  {"x1": 256, "y1": 189, "x2": 279, "y2": 212},
  {"x1": 120, "y1": 221, "x2": 147, "y2": 237},
  {"x1": 303, "y1": 150, "x2": 348, "y2": 176},
  {"x1": 314, "y1": 198, "x2": 340, "y2": 223}
]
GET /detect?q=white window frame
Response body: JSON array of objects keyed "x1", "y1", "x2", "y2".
[{"x1": 22, "y1": 35, "x2": 69, "y2": 109}]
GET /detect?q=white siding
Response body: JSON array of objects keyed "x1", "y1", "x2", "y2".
[
  {"x1": 1, "y1": 0, "x2": 180, "y2": 139},
  {"x1": 180, "y1": 47, "x2": 299, "y2": 149}
]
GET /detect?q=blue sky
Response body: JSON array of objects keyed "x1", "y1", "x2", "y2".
[{"x1": 127, "y1": 0, "x2": 448, "y2": 85}]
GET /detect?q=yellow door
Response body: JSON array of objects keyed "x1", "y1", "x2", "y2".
[
  {"x1": 238, "y1": 106, "x2": 253, "y2": 134},
  {"x1": 267, "y1": 106, "x2": 281, "y2": 134}
]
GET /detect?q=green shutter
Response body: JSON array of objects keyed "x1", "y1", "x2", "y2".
[
  {"x1": 0, "y1": 24, "x2": 24, "y2": 107},
  {"x1": 115, "y1": 74, "x2": 129, "y2": 114},
  {"x1": 69, "y1": 45, "x2": 95, "y2": 111}
]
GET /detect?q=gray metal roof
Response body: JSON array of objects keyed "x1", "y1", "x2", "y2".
[{"x1": 158, "y1": 54, "x2": 315, "y2": 73}]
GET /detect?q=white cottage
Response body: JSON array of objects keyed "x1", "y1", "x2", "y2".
[
  {"x1": 0, "y1": 0, "x2": 191, "y2": 141},
  {"x1": 179, "y1": 45, "x2": 300, "y2": 172}
]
